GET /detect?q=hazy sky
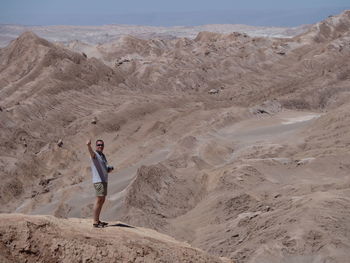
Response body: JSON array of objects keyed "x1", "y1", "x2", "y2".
[{"x1": 1, "y1": 0, "x2": 349, "y2": 26}]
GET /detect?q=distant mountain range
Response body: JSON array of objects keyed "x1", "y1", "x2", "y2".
[
  {"x1": 0, "y1": 23, "x2": 311, "y2": 47},
  {"x1": 3, "y1": 7, "x2": 348, "y2": 47}
]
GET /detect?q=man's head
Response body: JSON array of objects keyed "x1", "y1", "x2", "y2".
[{"x1": 95, "y1": 139, "x2": 104, "y2": 152}]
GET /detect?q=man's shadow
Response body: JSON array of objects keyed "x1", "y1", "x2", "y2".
[{"x1": 107, "y1": 223, "x2": 135, "y2": 228}]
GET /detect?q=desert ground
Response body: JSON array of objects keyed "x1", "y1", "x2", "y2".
[{"x1": 1, "y1": 10, "x2": 350, "y2": 263}]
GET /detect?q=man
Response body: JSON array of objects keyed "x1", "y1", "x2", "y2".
[{"x1": 86, "y1": 139, "x2": 114, "y2": 228}]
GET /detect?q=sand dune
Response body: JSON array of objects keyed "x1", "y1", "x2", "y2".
[{"x1": 1, "y1": 10, "x2": 350, "y2": 263}]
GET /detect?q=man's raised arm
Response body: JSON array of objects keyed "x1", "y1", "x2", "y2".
[{"x1": 86, "y1": 139, "x2": 96, "y2": 159}]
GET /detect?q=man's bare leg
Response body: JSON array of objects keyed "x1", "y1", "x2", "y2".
[{"x1": 93, "y1": 196, "x2": 105, "y2": 224}]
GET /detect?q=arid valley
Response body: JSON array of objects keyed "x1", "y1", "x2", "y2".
[{"x1": 1, "y1": 10, "x2": 350, "y2": 263}]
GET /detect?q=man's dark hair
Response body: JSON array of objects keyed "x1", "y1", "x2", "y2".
[{"x1": 96, "y1": 139, "x2": 104, "y2": 145}]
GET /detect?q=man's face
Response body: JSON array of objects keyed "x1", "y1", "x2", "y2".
[{"x1": 96, "y1": 141, "x2": 104, "y2": 152}]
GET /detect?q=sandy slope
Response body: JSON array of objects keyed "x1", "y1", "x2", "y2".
[
  {"x1": 1, "y1": 9, "x2": 350, "y2": 263},
  {"x1": 118, "y1": 110, "x2": 350, "y2": 262}
]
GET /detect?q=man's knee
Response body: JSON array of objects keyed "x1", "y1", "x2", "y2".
[{"x1": 96, "y1": 196, "x2": 105, "y2": 204}]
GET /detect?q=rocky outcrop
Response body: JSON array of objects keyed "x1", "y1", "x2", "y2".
[{"x1": 0, "y1": 214, "x2": 232, "y2": 263}]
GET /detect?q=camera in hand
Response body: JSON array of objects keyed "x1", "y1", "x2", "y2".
[{"x1": 107, "y1": 165, "x2": 114, "y2": 172}]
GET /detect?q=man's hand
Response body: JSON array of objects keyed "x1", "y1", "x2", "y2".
[{"x1": 86, "y1": 139, "x2": 92, "y2": 146}]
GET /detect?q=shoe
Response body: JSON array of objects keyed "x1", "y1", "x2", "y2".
[
  {"x1": 99, "y1": 221, "x2": 108, "y2": 226},
  {"x1": 93, "y1": 222, "x2": 106, "y2": 228}
]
